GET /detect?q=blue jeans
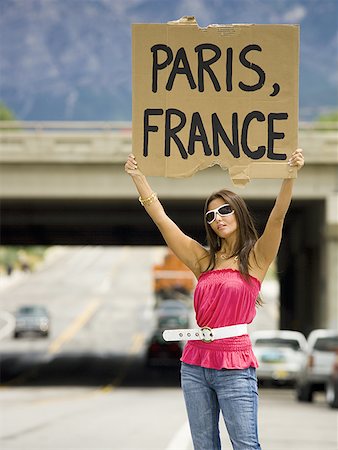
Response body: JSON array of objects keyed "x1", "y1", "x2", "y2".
[{"x1": 181, "y1": 362, "x2": 262, "y2": 450}]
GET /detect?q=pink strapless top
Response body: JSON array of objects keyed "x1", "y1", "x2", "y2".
[{"x1": 181, "y1": 268, "x2": 261, "y2": 370}]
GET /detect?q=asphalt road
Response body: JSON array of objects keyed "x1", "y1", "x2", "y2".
[{"x1": 0, "y1": 246, "x2": 336, "y2": 449}]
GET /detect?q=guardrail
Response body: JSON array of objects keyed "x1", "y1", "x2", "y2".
[
  {"x1": 0, "y1": 121, "x2": 337, "y2": 164},
  {"x1": 0, "y1": 121, "x2": 132, "y2": 131},
  {"x1": 0, "y1": 121, "x2": 337, "y2": 131}
]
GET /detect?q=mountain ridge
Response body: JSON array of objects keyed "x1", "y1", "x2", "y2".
[{"x1": 0, "y1": 0, "x2": 337, "y2": 121}]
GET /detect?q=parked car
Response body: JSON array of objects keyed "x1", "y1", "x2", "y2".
[
  {"x1": 251, "y1": 330, "x2": 307, "y2": 385},
  {"x1": 326, "y1": 350, "x2": 338, "y2": 408},
  {"x1": 155, "y1": 299, "x2": 191, "y2": 330},
  {"x1": 296, "y1": 329, "x2": 338, "y2": 402},
  {"x1": 145, "y1": 330, "x2": 183, "y2": 367},
  {"x1": 13, "y1": 305, "x2": 50, "y2": 338}
]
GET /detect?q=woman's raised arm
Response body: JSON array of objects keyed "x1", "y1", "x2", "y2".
[
  {"x1": 253, "y1": 148, "x2": 305, "y2": 273},
  {"x1": 124, "y1": 154, "x2": 208, "y2": 276}
]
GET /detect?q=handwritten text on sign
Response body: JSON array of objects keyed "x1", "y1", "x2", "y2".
[{"x1": 145, "y1": 43, "x2": 286, "y2": 160}]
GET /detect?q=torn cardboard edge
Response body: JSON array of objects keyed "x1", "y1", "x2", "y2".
[
  {"x1": 167, "y1": 15, "x2": 253, "y2": 30},
  {"x1": 160, "y1": 160, "x2": 297, "y2": 187},
  {"x1": 229, "y1": 162, "x2": 297, "y2": 186}
]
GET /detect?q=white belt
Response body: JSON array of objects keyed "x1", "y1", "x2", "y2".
[{"x1": 162, "y1": 324, "x2": 248, "y2": 343}]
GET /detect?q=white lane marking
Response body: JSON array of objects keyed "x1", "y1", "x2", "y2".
[
  {"x1": 0, "y1": 311, "x2": 15, "y2": 340},
  {"x1": 166, "y1": 421, "x2": 191, "y2": 450},
  {"x1": 95, "y1": 275, "x2": 111, "y2": 294},
  {"x1": 93, "y1": 246, "x2": 130, "y2": 295}
]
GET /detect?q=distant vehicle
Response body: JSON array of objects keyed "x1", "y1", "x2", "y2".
[
  {"x1": 296, "y1": 329, "x2": 338, "y2": 402},
  {"x1": 251, "y1": 330, "x2": 307, "y2": 385},
  {"x1": 326, "y1": 350, "x2": 338, "y2": 408},
  {"x1": 13, "y1": 305, "x2": 50, "y2": 338},
  {"x1": 145, "y1": 330, "x2": 183, "y2": 367},
  {"x1": 155, "y1": 300, "x2": 191, "y2": 330},
  {"x1": 152, "y1": 249, "x2": 195, "y2": 305}
]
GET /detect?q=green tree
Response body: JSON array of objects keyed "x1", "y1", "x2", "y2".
[
  {"x1": 318, "y1": 111, "x2": 338, "y2": 122},
  {"x1": 316, "y1": 110, "x2": 338, "y2": 131},
  {"x1": 0, "y1": 101, "x2": 16, "y2": 120}
]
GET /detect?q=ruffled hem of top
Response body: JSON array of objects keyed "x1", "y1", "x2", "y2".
[{"x1": 181, "y1": 345, "x2": 259, "y2": 370}]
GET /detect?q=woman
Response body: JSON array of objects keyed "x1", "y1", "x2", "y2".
[{"x1": 125, "y1": 149, "x2": 304, "y2": 450}]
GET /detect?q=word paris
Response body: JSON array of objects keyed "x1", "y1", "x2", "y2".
[
  {"x1": 151, "y1": 43, "x2": 280, "y2": 96},
  {"x1": 132, "y1": 18, "x2": 299, "y2": 182}
]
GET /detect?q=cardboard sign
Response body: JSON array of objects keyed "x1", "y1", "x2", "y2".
[{"x1": 132, "y1": 17, "x2": 299, "y2": 185}]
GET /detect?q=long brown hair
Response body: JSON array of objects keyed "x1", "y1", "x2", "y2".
[{"x1": 203, "y1": 189, "x2": 263, "y2": 305}]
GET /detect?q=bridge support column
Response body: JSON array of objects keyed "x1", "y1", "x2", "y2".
[{"x1": 324, "y1": 193, "x2": 338, "y2": 329}]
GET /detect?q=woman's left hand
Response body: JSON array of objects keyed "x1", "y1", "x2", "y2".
[{"x1": 288, "y1": 148, "x2": 305, "y2": 171}]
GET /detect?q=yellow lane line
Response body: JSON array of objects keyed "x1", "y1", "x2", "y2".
[
  {"x1": 0, "y1": 299, "x2": 102, "y2": 390},
  {"x1": 48, "y1": 246, "x2": 131, "y2": 355},
  {"x1": 129, "y1": 332, "x2": 145, "y2": 355},
  {"x1": 28, "y1": 332, "x2": 146, "y2": 403},
  {"x1": 48, "y1": 298, "x2": 101, "y2": 355},
  {"x1": 99, "y1": 332, "x2": 145, "y2": 393},
  {"x1": 0, "y1": 247, "x2": 135, "y2": 390},
  {"x1": 49, "y1": 246, "x2": 131, "y2": 352}
]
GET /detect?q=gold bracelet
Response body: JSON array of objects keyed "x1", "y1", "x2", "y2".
[{"x1": 139, "y1": 192, "x2": 158, "y2": 207}]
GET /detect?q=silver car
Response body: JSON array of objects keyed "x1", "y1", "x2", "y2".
[
  {"x1": 155, "y1": 299, "x2": 191, "y2": 330},
  {"x1": 296, "y1": 329, "x2": 338, "y2": 402},
  {"x1": 14, "y1": 305, "x2": 50, "y2": 338},
  {"x1": 252, "y1": 330, "x2": 307, "y2": 385},
  {"x1": 326, "y1": 349, "x2": 338, "y2": 408}
]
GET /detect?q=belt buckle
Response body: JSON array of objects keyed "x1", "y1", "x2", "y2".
[{"x1": 200, "y1": 326, "x2": 214, "y2": 343}]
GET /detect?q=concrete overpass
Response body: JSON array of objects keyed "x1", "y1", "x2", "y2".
[{"x1": 0, "y1": 121, "x2": 337, "y2": 335}]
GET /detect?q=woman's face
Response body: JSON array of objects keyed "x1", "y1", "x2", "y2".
[{"x1": 206, "y1": 198, "x2": 238, "y2": 240}]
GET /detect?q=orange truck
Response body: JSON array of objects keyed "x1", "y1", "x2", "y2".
[{"x1": 152, "y1": 249, "x2": 195, "y2": 304}]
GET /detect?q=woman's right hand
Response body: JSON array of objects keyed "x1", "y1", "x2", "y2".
[{"x1": 124, "y1": 154, "x2": 143, "y2": 177}]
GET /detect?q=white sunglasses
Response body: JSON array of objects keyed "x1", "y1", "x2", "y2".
[{"x1": 205, "y1": 203, "x2": 234, "y2": 224}]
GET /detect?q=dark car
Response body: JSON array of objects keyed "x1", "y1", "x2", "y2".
[
  {"x1": 326, "y1": 350, "x2": 338, "y2": 408},
  {"x1": 14, "y1": 305, "x2": 50, "y2": 338},
  {"x1": 145, "y1": 330, "x2": 183, "y2": 367}
]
